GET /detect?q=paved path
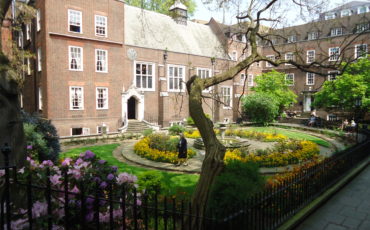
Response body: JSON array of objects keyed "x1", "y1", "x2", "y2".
[{"x1": 296, "y1": 165, "x2": 370, "y2": 230}]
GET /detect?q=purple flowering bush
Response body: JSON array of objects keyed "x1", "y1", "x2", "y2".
[{"x1": 3, "y1": 150, "x2": 143, "y2": 229}]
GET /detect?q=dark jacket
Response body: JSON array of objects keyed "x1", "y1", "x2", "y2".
[{"x1": 177, "y1": 137, "x2": 187, "y2": 158}]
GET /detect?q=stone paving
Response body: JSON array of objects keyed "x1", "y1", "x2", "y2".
[{"x1": 296, "y1": 165, "x2": 370, "y2": 230}]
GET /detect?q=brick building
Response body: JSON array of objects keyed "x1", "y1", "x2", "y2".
[{"x1": 12, "y1": 0, "x2": 370, "y2": 136}]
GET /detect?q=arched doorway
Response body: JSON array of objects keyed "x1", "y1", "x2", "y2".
[{"x1": 127, "y1": 96, "x2": 137, "y2": 119}]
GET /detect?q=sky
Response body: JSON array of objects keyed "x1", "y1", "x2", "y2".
[{"x1": 191, "y1": 0, "x2": 368, "y2": 25}]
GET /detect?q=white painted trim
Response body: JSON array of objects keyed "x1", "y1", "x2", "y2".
[
  {"x1": 221, "y1": 86, "x2": 232, "y2": 109},
  {"x1": 306, "y1": 50, "x2": 315, "y2": 63},
  {"x1": 96, "y1": 87, "x2": 109, "y2": 110},
  {"x1": 167, "y1": 64, "x2": 186, "y2": 92},
  {"x1": 285, "y1": 73, "x2": 294, "y2": 86},
  {"x1": 69, "y1": 46, "x2": 83, "y2": 71},
  {"x1": 328, "y1": 47, "x2": 340, "y2": 61},
  {"x1": 95, "y1": 15, "x2": 108, "y2": 37},
  {"x1": 354, "y1": 44, "x2": 368, "y2": 59},
  {"x1": 68, "y1": 9, "x2": 83, "y2": 34},
  {"x1": 69, "y1": 86, "x2": 84, "y2": 110},
  {"x1": 306, "y1": 72, "x2": 315, "y2": 85},
  {"x1": 122, "y1": 86, "x2": 145, "y2": 123},
  {"x1": 36, "y1": 9, "x2": 41, "y2": 32},
  {"x1": 95, "y1": 49, "x2": 108, "y2": 73},
  {"x1": 133, "y1": 61, "x2": 156, "y2": 91}
]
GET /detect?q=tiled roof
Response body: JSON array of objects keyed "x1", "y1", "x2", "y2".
[{"x1": 124, "y1": 5, "x2": 229, "y2": 59}]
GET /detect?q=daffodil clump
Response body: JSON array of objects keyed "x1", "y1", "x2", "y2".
[{"x1": 225, "y1": 140, "x2": 320, "y2": 167}]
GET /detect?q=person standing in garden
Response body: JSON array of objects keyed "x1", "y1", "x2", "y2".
[{"x1": 176, "y1": 133, "x2": 188, "y2": 166}]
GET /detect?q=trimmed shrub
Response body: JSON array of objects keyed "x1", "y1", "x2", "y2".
[
  {"x1": 24, "y1": 123, "x2": 49, "y2": 161},
  {"x1": 142, "y1": 128, "x2": 153, "y2": 137},
  {"x1": 242, "y1": 93, "x2": 279, "y2": 125},
  {"x1": 207, "y1": 160, "x2": 265, "y2": 218}
]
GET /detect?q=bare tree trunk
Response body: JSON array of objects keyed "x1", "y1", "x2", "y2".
[{"x1": 187, "y1": 77, "x2": 226, "y2": 229}]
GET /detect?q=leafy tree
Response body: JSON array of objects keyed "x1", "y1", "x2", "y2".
[
  {"x1": 184, "y1": 1, "x2": 363, "y2": 226},
  {"x1": 314, "y1": 58, "x2": 370, "y2": 113},
  {"x1": 125, "y1": 0, "x2": 196, "y2": 16},
  {"x1": 242, "y1": 93, "x2": 279, "y2": 125},
  {"x1": 252, "y1": 70, "x2": 297, "y2": 113}
]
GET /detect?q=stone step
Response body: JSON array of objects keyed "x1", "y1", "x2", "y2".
[{"x1": 126, "y1": 120, "x2": 151, "y2": 133}]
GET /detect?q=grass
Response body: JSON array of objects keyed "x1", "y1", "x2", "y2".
[
  {"x1": 60, "y1": 144, "x2": 199, "y2": 198},
  {"x1": 246, "y1": 127, "x2": 331, "y2": 147}
]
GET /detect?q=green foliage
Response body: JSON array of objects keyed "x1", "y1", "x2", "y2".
[
  {"x1": 125, "y1": 0, "x2": 196, "y2": 16},
  {"x1": 168, "y1": 124, "x2": 185, "y2": 135},
  {"x1": 22, "y1": 112, "x2": 60, "y2": 162},
  {"x1": 314, "y1": 58, "x2": 370, "y2": 112},
  {"x1": 148, "y1": 134, "x2": 179, "y2": 152},
  {"x1": 242, "y1": 93, "x2": 279, "y2": 125},
  {"x1": 24, "y1": 123, "x2": 49, "y2": 161},
  {"x1": 138, "y1": 171, "x2": 167, "y2": 197},
  {"x1": 207, "y1": 160, "x2": 265, "y2": 218},
  {"x1": 142, "y1": 128, "x2": 154, "y2": 136},
  {"x1": 253, "y1": 70, "x2": 297, "y2": 112}
]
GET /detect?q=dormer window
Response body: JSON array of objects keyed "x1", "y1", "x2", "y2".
[
  {"x1": 325, "y1": 12, "x2": 336, "y2": 20},
  {"x1": 358, "y1": 6, "x2": 367, "y2": 14},
  {"x1": 356, "y1": 23, "x2": 369, "y2": 33},
  {"x1": 287, "y1": 35, "x2": 297, "y2": 43},
  {"x1": 308, "y1": 31, "x2": 318, "y2": 40},
  {"x1": 330, "y1": 27, "x2": 343, "y2": 36},
  {"x1": 340, "y1": 9, "x2": 351, "y2": 17}
]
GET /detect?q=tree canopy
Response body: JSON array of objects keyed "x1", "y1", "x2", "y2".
[
  {"x1": 125, "y1": 0, "x2": 196, "y2": 16},
  {"x1": 252, "y1": 70, "x2": 297, "y2": 113},
  {"x1": 314, "y1": 58, "x2": 370, "y2": 112}
]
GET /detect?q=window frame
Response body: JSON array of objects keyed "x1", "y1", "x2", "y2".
[
  {"x1": 95, "y1": 15, "x2": 107, "y2": 37},
  {"x1": 135, "y1": 62, "x2": 156, "y2": 91},
  {"x1": 355, "y1": 44, "x2": 368, "y2": 59},
  {"x1": 266, "y1": 55, "x2": 275, "y2": 67},
  {"x1": 325, "y1": 12, "x2": 336, "y2": 20},
  {"x1": 36, "y1": 9, "x2": 41, "y2": 31},
  {"x1": 340, "y1": 9, "x2": 351, "y2": 17},
  {"x1": 247, "y1": 74, "x2": 254, "y2": 86},
  {"x1": 69, "y1": 86, "x2": 84, "y2": 110},
  {"x1": 307, "y1": 31, "x2": 318, "y2": 40},
  {"x1": 306, "y1": 50, "x2": 315, "y2": 63},
  {"x1": 97, "y1": 125, "x2": 109, "y2": 134},
  {"x1": 69, "y1": 46, "x2": 83, "y2": 71},
  {"x1": 96, "y1": 87, "x2": 109, "y2": 110},
  {"x1": 167, "y1": 64, "x2": 186, "y2": 92},
  {"x1": 358, "y1": 6, "x2": 367, "y2": 14},
  {"x1": 26, "y1": 23, "x2": 31, "y2": 40},
  {"x1": 330, "y1": 27, "x2": 343, "y2": 36},
  {"x1": 287, "y1": 35, "x2": 297, "y2": 43},
  {"x1": 68, "y1": 9, "x2": 82, "y2": 34},
  {"x1": 230, "y1": 51, "x2": 237, "y2": 61},
  {"x1": 38, "y1": 87, "x2": 43, "y2": 110},
  {"x1": 27, "y1": 58, "x2": 31, "y2": 75},
  {"x1": 306, "y1": 72, "x2": 315, "y2": 85},
  {"x1": 197, "y1": 67, "x2": 212, "y2": 92},
  {"x1": 356, "y1": 23, "x2": 369, "y2": 33},
  {"x1": 329, "y1": 47, "x2": 340, "y2": 61},
  {"x1": 220, "y1": 86, "x2": 232, "y2": 109},
  {"x1": 240, "y1": 73, "x2": 246, "y2": 85},
  {"x1": 37, "y1": 48, "x2": 41, "y2": 71},
  {"x1": 95, "y1": 49, "x2": 108, "y2": 73},
  {"x1": 285, "y1": 52, "x2": 294, "y2": 65},
  {"x1": 285, "y1": 73, "x2": 295, "y2": 86},
  {"x1": 327, "y1": 71, "x2": 339, "y2": 81}
]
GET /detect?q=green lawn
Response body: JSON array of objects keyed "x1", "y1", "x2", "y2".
[
  {"x1": 246, "y1": 127, "x2": 331, "y2": 147},
  {"x1": 60, "y1": 144, "x2": 199, "y2": 198}
]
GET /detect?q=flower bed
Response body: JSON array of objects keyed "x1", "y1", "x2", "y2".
[
  {"x1": 134, "y1": 135, "x2": 196, "y2": 163},
  {"x1": 225, "y1": 140, "x2": 320, "y2": 167},
  {"x1": 2, "y1": 151, "x2": 140, "y2": 229},
  {"x1": 225, "y1": 129, "x2": 288, "y2": 142}
]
